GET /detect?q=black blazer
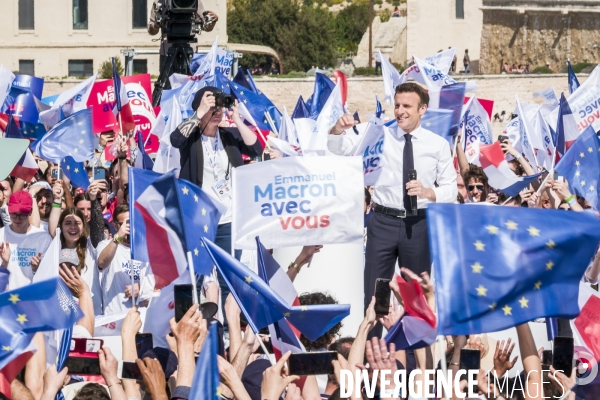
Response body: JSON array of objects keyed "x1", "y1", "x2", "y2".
[{"x1": 170, "y1": 126, "x2": 263, "y2": 187}]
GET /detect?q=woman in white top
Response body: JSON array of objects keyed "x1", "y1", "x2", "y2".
[{"x1": 49, "y1": 206, "x2": 103, "y2": 315}]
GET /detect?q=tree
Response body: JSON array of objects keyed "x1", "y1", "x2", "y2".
[
  {"x1": 228, "y1": 0, "x2": 335, "y2": 72},
  {"x1": 98, "y1": 57, "x2": 124, "y2": 79},
  {"x1": 330, "y1": 2, "x2": 370, "y2": 55}
]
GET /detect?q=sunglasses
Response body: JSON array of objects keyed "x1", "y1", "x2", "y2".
[
  {"x1": 467, "y1": 184, "x2": 485, "y2": 191},
  {"x1": 9, "y1": 213, "x2": 29, "y2": 220}
]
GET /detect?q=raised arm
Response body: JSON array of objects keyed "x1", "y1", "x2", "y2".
[
  {"x1": 48, "y1": 181, "x2": 64, "y2": 238},
  {"x1": 516, "y1": 323, "x2": 542, "y2": 399}
]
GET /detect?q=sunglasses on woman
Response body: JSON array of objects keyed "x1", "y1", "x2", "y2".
[{"x1": 467, "y1": 184, "x2": 484, "y2": 191}]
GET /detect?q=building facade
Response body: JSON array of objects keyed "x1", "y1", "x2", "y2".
[
  {"x1": 0, "y1": 0, "x2": 227, "y2": 78},
  {"x1": 406, "y1": 0, "x2": 483, "y2": 72},
  {"x1": 479, "y1": 0, "x2": 600, "y2": 74}
]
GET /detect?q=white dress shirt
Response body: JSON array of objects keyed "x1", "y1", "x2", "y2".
[{"x1": 327, "y1": 124, "x2": 457, "y2": 210}]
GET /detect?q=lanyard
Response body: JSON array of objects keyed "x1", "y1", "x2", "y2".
[{"x1": 202, "y1": 134, "x2": 231, "y2": 181}]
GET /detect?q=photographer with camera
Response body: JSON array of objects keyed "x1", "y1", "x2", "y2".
[
  {"x1": 148, "y1": 0, "x2": 218, "y2": 79},
  {"x1": 171, "y1": 86, "x2": 262, "y2": 319}
]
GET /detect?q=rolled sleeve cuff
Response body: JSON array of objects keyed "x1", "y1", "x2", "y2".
[
  {"x1": 171, "y1": 386, "x2": 190, "y2": 400},
  {"x1": 432, "y1": 185, "x2": 458, "y2": 204}
]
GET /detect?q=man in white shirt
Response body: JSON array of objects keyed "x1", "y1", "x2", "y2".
[
  {"x1": 328, "y1": 82, "x2": 457, "y2": 337},
  {"x1": 97, "y1": 203, "x2": 155, "y2": 315},
  {"x1": 0, "y1": 190, "x2": 52, "y2": 289}
]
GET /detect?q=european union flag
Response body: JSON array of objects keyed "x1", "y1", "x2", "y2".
[
  {"x1": 0, "y1": 277, "x2": 83, "y2": 333},
  {"x1": 421, "y1": 108, "x2": 454, "y2": 146},
  {"x1": 201, "y1": 238, "x2": 349, "y2": 341},
  {"x1": 306, "y1": 72, "x2": 335, "y2": 119},
  {"x1": 568, "y1": 60, "x2": 580, "y2": 95},
  {"x1": 228, "y1": 80, "x2": 281, "y2": 132},
  {"x1": 0, "y1": 330, "x2": 35, "y2": 371},
  {"x1": 61, "y1": 156, "x2": 89, "y2": 190},
  {"x1": 189, "y1": 323, "x2": 220, "y2": 400},
  {"x1": 245, "y1": 69, "x2": 260, "y2": 94},
  {"x1": 232, "y1": 69, "x2": 253, "y2": 92},
  {"x1": 428, "y1": 203, "x2": 600, "y2": 335},
  {"x1": 32, "y1": 108, "x2": 94, "y2": 163},
  {"x1": 555, "y1": 126, "x2": 600, "y2": 210},
  {"x1": 292, "y1": 96, "x2": 310, "y2": 119}
]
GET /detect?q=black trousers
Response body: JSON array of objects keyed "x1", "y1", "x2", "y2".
[{"x1": 364, "y1": 211, "x2": 431, "y2": 338}]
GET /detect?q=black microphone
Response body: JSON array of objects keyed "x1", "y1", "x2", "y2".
[{"x1": 409, "y1": 169, "x2": 418, "y2": 215}]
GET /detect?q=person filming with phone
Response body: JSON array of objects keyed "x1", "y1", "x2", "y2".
[{"x1": 327, "y1": 82, "x2": 457, "y2": 338}]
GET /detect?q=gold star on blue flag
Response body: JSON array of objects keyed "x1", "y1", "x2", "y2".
[
  {"x1": 555, "y1": 126, "x2": 600, "y2": 210},
  {"x1": 429, "y1": 203, "x2": 600, "y2": 335}
]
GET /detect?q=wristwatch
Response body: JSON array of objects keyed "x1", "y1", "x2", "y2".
[
  {"x1": 113, "y1": 234, "x2": 124, "y2": 244},
  {"x1": 288, "y1": 262, "x2": 301, "y2": 273}
]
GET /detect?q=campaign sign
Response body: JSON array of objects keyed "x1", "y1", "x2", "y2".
[
  {"x1": 352, "y1": 120, "x2": 385, "y2": 186},
  {"x1": 568, "y1": 66, "x2": 600, "y2": 132},
  {"x1": 215, "y1": 49, "x2": 234, "y2": 78},
  {"x1": 87, "y1": 74, "x2": 153, "y2": 132},
  {"x1": 2, "y1": 74, "x2": 45, "y2": 124},
  {"x1": 232, "y1": 156, "x2": 364, "y2": 250}
]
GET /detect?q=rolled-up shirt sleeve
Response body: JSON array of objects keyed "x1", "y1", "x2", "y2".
[
  {"x1": 327, "y1": 131, "x2": 360, "y2": 156},
  {"x1": 432, "y1": 139, "x2": 458, "y2": 203}
]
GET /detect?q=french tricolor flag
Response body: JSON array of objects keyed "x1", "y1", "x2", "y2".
[
  {"x1": 385, "y1": 275, "x2": 437, "y2": 350},
  {"x1": 479, "y1": 141, "x2": 542, "y2": 197},
  {"x1": 5, "y1": 115, "x2": 38, "y2": 183},
  {"x1": 255, "y1": 237, "x2": 305, "y2": 360},
  {"x1": 133, "y1": 170, "x2": 188, "y2": 289},
  {"x1": 112, "y1": 58, "x2": 136, "y2": 133}
]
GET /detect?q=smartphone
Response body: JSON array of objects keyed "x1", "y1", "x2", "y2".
[
  {"x1": 70, "y1": 338, "x2": 103, "y2": 353},
  {"x1": 460, "y1": 348, "x2": 481, "y2": 371},
  {"x1": 553, "y1": 171, "x2": 559, "y2": 181},
  {"x1": 374, "y1": 278, "x2": 392, "y2": 315},
  {"x1": 94, "y1": 168, "x2": 106, "y2": 181},
  {"x1": 118, "y1": 361, "x2": 143, "y2": 381},
  {"x1": 65, "y1": 356, "x2": 101, "y2": 375},
  {"x1": 51, "y1": 168, "x2": 63, "y2": 180},
  {"x1": 542, "y1": 350, "x2": 553, "y2": 365},
  {"x1": 135, "y1": 333, "x2": 153, "y2": 359},
  {"x1": 497, "y1": 135, "x2": 509, "y2": 144},
  {"x1": 174, "y1": 284, "x2": 219, "y2": 322},
  {"x1": 553, "y1": 337, "x2": 574, "y2": 374},
  {"x1": 288, "y1": 351, "x2": 337, "y2": 376}
]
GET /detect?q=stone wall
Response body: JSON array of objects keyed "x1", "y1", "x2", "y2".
[
  {"x1": 480, "y1": 9, "x2": 600, "y2": 74},
  {"x1": 43, "y1": 73, "x2": 578, "y2": 138}
]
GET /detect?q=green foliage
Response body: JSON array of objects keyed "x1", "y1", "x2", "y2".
[
  {"x1": 380, "y1": 9, "x2": 391, "y2": 22},
  {"x1": 354, "y1": 66, "x2": 377, "y2": 76},
  {"x1": 330, "y1": 2, "x2": 370, "y2": 55},
  {"x1": 228, "y1": 0, "x2": 336, "y2": 72},
  {"x1": 532, "y1": 65, "x2": 554, "y2": 74},
  {"x1": 571, "y1": 62, "x2": 596, "y2": 74},
  {"x1": 98, "y1": 57, "x2": 124, "y2": 79},
  {"x1": 275, "y1": 71, "x2": 308, "y2": 78}
]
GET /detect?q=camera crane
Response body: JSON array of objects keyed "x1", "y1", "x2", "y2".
[{"x1": 151, "y1": 0, "x2": 214, "y2": 106}]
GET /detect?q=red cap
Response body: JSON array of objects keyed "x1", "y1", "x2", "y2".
[{"x1": 7, "y1": 190, "x2": 33, "y2": 214}]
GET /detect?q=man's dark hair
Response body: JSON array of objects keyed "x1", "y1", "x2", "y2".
[
  {"x1": 395, "y1": 82, "x2": 429, "y2": 108},
  {"x1": 298, "y1": 292, "x2": 343, "y2": 351},
  {"x1": 508, "y1": 159, "x2": 525, "y2": 176},
  {"x1": 73, "y1": 192, "x2": 91, "y2": 206},
  {"x1": 113, "y1": 203, "x2": 129, "y2": 222},
  {"x1": 328, "y1": 337, "x2": 354, "y2": 360},
  {"x1": 72, "y1": 383, "x2": 111, "y2": 400},
  {"x1": 463, "y1": 164, "x2": 488, "y2": 187},
  {"x1": 364, "y1": 187, "x2": 371, "y2": 206}
]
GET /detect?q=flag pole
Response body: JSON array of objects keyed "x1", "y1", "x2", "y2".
[
  {"x1": 187, "y1": 251, "x2": 199, "y2": 305},
  {"x1": 436, "y1": 335, "x2": 450, "y2": 400},
  {"x1": 501, "y1": 196, "x2": 513, "y2": 206},
  {"x1": 130, "y1": 259, "x2": 137, "y2": 307},
  {"x1": 251, "y1": 324, "x2": 275, "y2": 365}
]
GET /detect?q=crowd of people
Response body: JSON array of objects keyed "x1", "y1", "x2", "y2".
[{"x1": 1, "y1": 74, "x2": 599, "y2": 400}]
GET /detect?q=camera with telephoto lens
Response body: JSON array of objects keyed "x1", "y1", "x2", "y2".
[
  {"x1": 214, "y1": 91, "x2": 235, "y2": 109},
  {"x1": 153, "y1": 0, "x2": 212, "y2": 41}
]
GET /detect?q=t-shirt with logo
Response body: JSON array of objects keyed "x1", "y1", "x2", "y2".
[
  {"x1": 96, "y1": 239, "x2": 155, "y2": 315},
  {"x1": 0, "y1": 225, "x2": 52, "y2": 289}
]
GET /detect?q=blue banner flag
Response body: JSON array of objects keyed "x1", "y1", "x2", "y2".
[
  {"x1": 375, "y1": 94, "x2": 383, "y2": 119},
  {"x1": 55, "y1": 327, "x2": 73, "y2": 400},
  {"x1": 428, "y1": 203, "x2": 600, "y2": 335},
  {"x1": 245, "y1": 69, "x2": 260, "y2": 94},
  {"x1": 112, "y1": 58, "x2": 123, "y2": 111},
  {"x1": 228, "y1": 78, "x2": 281, "y2": 132},
  {"x1": 189, "y1": 323, "x2": 220, "y2": 400},
  {"x1": 291, "y1": 96, "x2": 310, "y2": 120},
  {"x1": 437, "y1": 82, "x2": 467, "y2": 138},
  {"x1": 306, "y1": 72, "x2": 335, "y2": 119},
  {"x1": 567, "y1": 60, "x2": 580, "y2": 95},
  {"x1": 555, "y1": 126, "x2": 600, "y2": 210},
  {"x1": 135, "y1": 130, "x2": 154, "y2": 170},
  {"x1": 421, "y1": 109, "x2": 454, "y2": 146},
  {"x1": 201, "y1": 238, "x2": 350, "y2": 341},
  {"x1": 0, "y1": 277, "x2": 84, "y2": 334},
  {"x1": 232, "y1": 69, "x2": 252, "y2": 92},
  {"x1": 61, "y1": 156, "x2": 89, "y2": 190},
  {"x1": 32, "y1": 108, "x2": 94, "y2": 163}
]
